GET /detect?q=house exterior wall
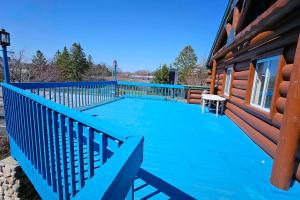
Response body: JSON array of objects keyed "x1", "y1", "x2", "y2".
[{"x1": 208, "y1": 0, "x2": 300, "y2": 189}]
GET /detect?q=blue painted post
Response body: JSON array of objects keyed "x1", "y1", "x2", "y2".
[
  {"x1": 67, "y1": 117, "x2": 76, "y2": 197},
  {"x1": 81, "y1": 87, "x2": 84, "y2": 107},
  {"x1": 58, "y1": 87, "x2": 61, "y2": 104},
  {"x1": 67, "y1": 87, "x2": 70, "y2": 107},
  {"x1": 71, "y1": 87, "x2": 74, "y2": 108},
  {"x1": 53, "y1": 111, "x2": 63, "y2": 199},
  {"x1": 41, "y1": 106, "x2": 51, "y2": 185},
  {"x1": 37, "y1": 104, "x2": 46, "y2": 178},
  {"x1": 30, "y1": 101, "x2": 38, "y2": 169},
  {"x1": 43, "y1": 88, "x2": 46, "y2": 98},
  {"x1": 86, "y1": 127, "x2": 94, "y2": 177},
  {"x1": 28, "y1": 99, "x2": 35, "y2": 165},
  {"x1": 2, "y1": 45, "x2": 10, "y2": 83},
  {"x1": 74, "y1": 87, "x2": 78, "y2": 107},
  {"x1": 59, "y1": 114, "x2": 69, "y2": 200},
  {"x1": 62, "y1": 87, "x2": 65, "y2": 105},
  {"x1": 34, "y1": 102, "x2": 42, "y2": 173},
  {"x1": 46, "y1": 108, "x2": 56, "y2": 191},
  {"x1": 49, "y1": 88, "x2": 52, "y2": 101},
  {"x1": 54, "y1": 88, "x2": 57, "y2": 102},
  {"x1": 76, "y1": 122, "x2": 85, "y2": 188}
]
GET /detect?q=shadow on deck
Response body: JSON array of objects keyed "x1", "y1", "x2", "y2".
[{"x1": 134, "y1": 168, "x2": 196, "y2": 200}]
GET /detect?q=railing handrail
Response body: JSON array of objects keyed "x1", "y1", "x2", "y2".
[
  {"x1": 117, "y1": 81, "x2": 184, "y2": 89},
  {"x1": 74, "y1": 136, "x2": 143, "y2": 200},
  {"x1": 1, "y1": 83, "x2": 126, "y2": 142},
  {"x1": 12, "y1": 81, "x2": 116, "y2": 89}
]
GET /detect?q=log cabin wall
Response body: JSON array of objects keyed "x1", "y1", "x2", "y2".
[
  {"x1": 216, "y1": 70, "x2": 225, "y2": 95},
  {"x1": 208, "y1": 0, "x2": 300, "y2": 189}
]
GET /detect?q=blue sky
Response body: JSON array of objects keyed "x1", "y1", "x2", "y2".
[{"x1": 1, "y1": 0, "x2": 228, "y2": 72}]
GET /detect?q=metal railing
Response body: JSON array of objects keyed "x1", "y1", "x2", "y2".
[
  {"x1": 1, "y1": 83, "x2": 143, "y2": 200},
  {"x1": 117, "y1": 81, "x2": 186, "y2": 101},
  {"x1": 12, "y1": 81, "x2": 117, "y2": 108}
]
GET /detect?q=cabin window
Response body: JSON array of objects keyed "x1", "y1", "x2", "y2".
[
  {"x1": 226, "y1": 29, "x2": 235, "y2": 47},
  {"x1": 250, "y1": 56, "x2": 279, "y2": 112},
  {"x1": 224, "y1": 67, "x2": 233, "y2": 96}
]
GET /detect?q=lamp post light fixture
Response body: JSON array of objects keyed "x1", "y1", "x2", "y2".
[
  {"x1": 0, "y1": 29, "x2": 11, "y2": 83},
  {"x1": 113, "y1": 60, "x2": 118, "y2": 81}
]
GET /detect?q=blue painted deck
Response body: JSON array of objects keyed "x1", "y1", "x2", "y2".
[{"x1": 82, "y1": 97, "x2": 300, "y2": 200}]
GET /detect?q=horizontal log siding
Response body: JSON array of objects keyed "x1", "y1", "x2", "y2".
[
  {"x1": 272, "y1": 64, "x2": 293, "y2": 128},
  {"x1": 223, "y1": 60, "x2": 282, "y2": 153},
  {"x1": 216, "y1": 44, "x2": 300, "y2": 182},
  {"x1": 225, "y1": 109, "x2": 277, "y2": 157},
  {"x1": 210, "y1": 0, "x2": 300, "y2": 185},
  {"x1": 216, "y1": 70, "x2": 224, "y2": 96}
]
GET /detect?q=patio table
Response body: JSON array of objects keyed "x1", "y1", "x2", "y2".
[{"x1": 201, "y1": 94, "x2": 226, "y2": 116}]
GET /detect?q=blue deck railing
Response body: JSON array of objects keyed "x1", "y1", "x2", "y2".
[
  {"x1": 12, "y1": 81, "x2": 117, "y2": 108},
  {"x1": 1, "y1": 81, "x2": 188, "y2": 200},
  {"x1": 117, "y1": 81, "x2": 186, "y2": 101},
  {"x1": 1, "y1": 82, "x2": 143, "y2": 200}
]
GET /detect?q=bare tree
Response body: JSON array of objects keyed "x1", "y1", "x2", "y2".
[
  {"x1": 30, "y1": 50, "x2": 59, "y2": 82},
  {"x1": 45, "y1": 60, "x2": 60, "y2": 82},
  {"x1": 185, "y1": 55, "x2": 209, "y2": 86},
  {"x1": 10, "y1": 50, "x2": 30, "y2": 82},
  {"x1": 135, "y1": 70, "x2": 151, "y2": 76}
]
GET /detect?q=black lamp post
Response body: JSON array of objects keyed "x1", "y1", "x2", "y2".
[
  {"x1": 0, "y1": 29, "x2": 10, "y2": 83},
  {"x1": 113, "y1": 60, "x2": 118, "y2": 81}
]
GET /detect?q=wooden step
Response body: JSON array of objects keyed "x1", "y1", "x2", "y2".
[
  {"x1": 189, "y1": 90, "x2": 203, "y2": 94},
  {"x1": 189, "y1": 99, "x2": 202, "y2": 104},
  {"x1": 190, "y1": 94, "x2": 202, "y2": 99}
]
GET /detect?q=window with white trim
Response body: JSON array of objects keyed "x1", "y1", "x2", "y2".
[
  {"x1": 224, "y1": 67, "x2": 233, "y2": 96},
  {"x1": 250, "y1": 56, "x2": 279, "y2": 112}
]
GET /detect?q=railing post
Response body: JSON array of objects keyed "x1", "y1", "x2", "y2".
[{"x1": 2, "y1": 45, "x2": 10, "y2": 83}]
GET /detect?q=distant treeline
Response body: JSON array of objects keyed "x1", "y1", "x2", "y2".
[{"x1": 0, "y1": 43, "x2": 112, "y2": 83}]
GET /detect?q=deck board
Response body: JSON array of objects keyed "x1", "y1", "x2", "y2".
[{"x1": 82, "y1": 97, "x2": 300, "y2": 200}]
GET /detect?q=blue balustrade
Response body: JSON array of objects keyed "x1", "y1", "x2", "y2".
[
  {"x1": 1, "y1": 80, "x2": 188, "y2": 200},
  {"x1": 117, "y1": 81, "x2": 186, "y2": 101},
  {"x1": 12, "y1": 81, "x2": 117, "y2": 108},
  {"x1": 1, "y1": 83, "x2": 143, "y2": 200}
]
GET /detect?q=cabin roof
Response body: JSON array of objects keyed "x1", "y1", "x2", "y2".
[{"x1": 206, "y1": 0, "x2": 233, "y2": 68}]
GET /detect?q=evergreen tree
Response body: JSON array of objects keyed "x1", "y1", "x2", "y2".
[
  {"x1": 54, "y1": 44, "x2": 91, "y2": 81},
  {"x1": 70, "y1": 43, "x2": 90, "y2": 81},
  {"x1": 55, "y1": 47, "x2": 72, "y2": 81},
  {"x1": 174, "y1": 45, "x2": 197, "y2": 83},
  {"x1": 53, "y1": 50, "x2": 61, "y2": 63},
  {"x1": 152, "y1": 64, "x2": 169, "y2": 84},
  {"x1": 32, "y1": 50, "x2": 47, "y2": 68},
  {"x1": 31, "y1": 50, "x2": 48, "y2": 81},
  {"x1": 87, "y1": 54, "x2": 93, "y2": 68}
]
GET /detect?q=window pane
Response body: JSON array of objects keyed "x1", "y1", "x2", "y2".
[
  {"x1": 251, "y1": 56, "x2": 279, "y2": 111},
  {"x1": 252, "y1": 63, "x2": 267, "y2": 106},
  {"x1": 264, "y1": 58, "x2": 279, "y2": 109},
  {"x1": 224, "y1": 68, "x2": 232, "y2": 95}
]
